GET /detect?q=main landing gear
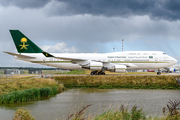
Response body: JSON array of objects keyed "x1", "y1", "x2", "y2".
[{"x1": 90, "y1": 71, "x2": 105, "y2": 75}]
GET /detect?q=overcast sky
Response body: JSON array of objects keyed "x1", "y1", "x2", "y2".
[{"x1": 1, "y1": 0, "x2": 180, "y2": 67}]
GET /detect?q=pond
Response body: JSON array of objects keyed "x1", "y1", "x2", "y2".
[{"x1": 1, "y1": 89, "x2": 180, "y2": 120}]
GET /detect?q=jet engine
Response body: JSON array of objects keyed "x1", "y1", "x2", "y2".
[
  {"x1": 90, "y1": 62, "x2": 103, "y2": 70},
  {"x1": 82, "y1": 62, "x2": 103, "y2": 70},
  {"x1": 107, "y1": 65, "x2": 127, "y2": 73},
  {"x1": 169, "y1": 68, "x2": 176, "y2": 73}
]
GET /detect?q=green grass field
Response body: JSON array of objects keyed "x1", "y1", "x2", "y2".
[
  {"x1": 0, "y1": 70, "x2": 4, "y2": 75},
  {"x1": 54, "y1": 75, "x2": 180, "y2": 89},
  {"x1": 0, "y1": 77, "x2": 64, "y2": 104}
]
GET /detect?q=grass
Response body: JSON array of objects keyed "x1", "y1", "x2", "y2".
[
  {"x1": 42, "y1": 70, "x2": 69, "y2": 74},
  {"x1": 0, "y1": 77, "x2": 64, "y2": 104},
  {"x1": 0, "y1": 86, "x2": 63, "y2": 104},
  {"x1": 64, "y1": 100, "x2": 180, "y2": 120},
  {"x1": 85, "y1": 70, "x2": 158, "y2": 75},
  {"x1": 54, "y1": 75, "x2": 180, "y2": 89},
  {"x1": 0, "y1": 77, "x2": 62, "y2": 95},
  {"x1": 42, "y1": 70, "x2": 85, "y2": 74},
  {"x1": 13, "y1": 108, "x2": 35, "y2": 120},
  {"x1": 94, "y1": 105, "x2": 147, "y2": 120},
  {"x1": 0, "y1": 70, "x2": 4, "y2": 75},
  {"x1": 12, "y1": 100, "x2": 180, "y2": 120},
  {"x1": 66, "y1": 70, "x2": 85, "y2": 74}
]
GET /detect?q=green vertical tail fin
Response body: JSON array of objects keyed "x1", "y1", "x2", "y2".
[{"x1": 9, "y1": 30, "x2": 43, "y2": 53}]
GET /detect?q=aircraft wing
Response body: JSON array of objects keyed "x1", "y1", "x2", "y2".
[
  {"x1": 3, "y1": 51, "x2": 36, "y2": 59},
  {"x1": 54, "y1": 56, "x2": 86, "y2": 61},
  {"x1": 41, "y1": 51, "x2": 86, "y2": 61}
]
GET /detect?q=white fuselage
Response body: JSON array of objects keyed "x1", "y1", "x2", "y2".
[{"x1": 14, "y1": 51, "x2": 177, "y2": 71}]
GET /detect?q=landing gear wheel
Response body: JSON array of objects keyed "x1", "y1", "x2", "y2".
[
  {"x1": 90, "y1": 71, "x2": 105, "y2": 75},
  {"x1": 91, "y1": 72, "x2": 94, "y2": 75},
  {"x1": 90, "y1": 71, "x2": 98, "y2": 75},
  {"x1": 98, "y1": 71, "x2": 105, "y2": 75},
  {"x1": 157, "y1": 72, "x2": 161, "y2": 75}
]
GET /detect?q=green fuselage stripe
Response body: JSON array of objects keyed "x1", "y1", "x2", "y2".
[
  {"x1": 31, "y1": 61, "x2": 72, "y2": 63},
  {"x1": 30, "y1": 61, "x2": 173, "y2": 64},
  {"x1": 110, "y1": 61, "x2": 172, "y2": 63}
]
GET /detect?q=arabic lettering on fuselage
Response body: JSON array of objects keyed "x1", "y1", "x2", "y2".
[{"x1": 107, "y1": 56, "x2": 148, "y2": 58}]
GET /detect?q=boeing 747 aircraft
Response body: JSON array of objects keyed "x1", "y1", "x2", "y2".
[{"x1": 4, "y1": 30, "x2": 177, "y2": 75}]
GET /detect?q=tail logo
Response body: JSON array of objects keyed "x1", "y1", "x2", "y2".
[{"x1": 19, "y1": 38, "x2": 29, "y2": 50}]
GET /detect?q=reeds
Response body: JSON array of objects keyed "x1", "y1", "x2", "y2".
[
  {"x1": 0, "y1": 77, "x2": 64, "y2": 104},
  {"x1": 0, "y1": 77, "x2": 61, "y2": 95},
  {"x1": 65, "y1": 101, "x2": 180, "y2": 120},
  {"x1": 11, "y1": 100, "x2": 180, "y2": 120},
  {"x1": 0, "y1": 86, "x2": 62, "y2": 104},
  {"x1": 94, "y1": 105, "x2": 147, "y2": 120},
  {"x1": 54, "y1": 75, "x2": 180, "y2": 89},
  {"x1": 13, "y1": 108, "x2": 35, "y2": 120},
  {"x1": 66, "y1": 104, "x2": 92, "y2": 120}
]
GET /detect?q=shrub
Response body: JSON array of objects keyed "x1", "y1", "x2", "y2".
[
  {"x1": 13, "y1": 108, "x2": 35, "y2": 120},
  {"x1": 0, "y1": 86, "x2": 63, "y2": 104}
]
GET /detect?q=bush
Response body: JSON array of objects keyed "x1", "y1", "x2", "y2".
[
  {"x1": 0, "y1": 86, "x2": 62, "y2": 104},
  {"x1": 13, "y1": 108, "x2": 35, "y2": 120}
]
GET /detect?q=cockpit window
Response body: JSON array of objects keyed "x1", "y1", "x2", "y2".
[{"x1": 163, "y1": 53, "x2": 167, "y2": 55}]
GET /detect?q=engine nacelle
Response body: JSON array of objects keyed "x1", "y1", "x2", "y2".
[
  {"x1": 89, "y1": 62, "x2": 103, "y2": 70},
  {"x1": 108, "y1": 65, "x2": 127, "y2": 73},
  {"x1": 169, "y1": 68, "x2": 176, "y2": 72},
  {"x1": 115, "y1": 65, "x2": 127, "y2": 73}
]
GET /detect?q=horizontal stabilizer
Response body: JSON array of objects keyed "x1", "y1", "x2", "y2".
[{"x1": 3, "y1": 51, "x2": 36, "y2": 59}]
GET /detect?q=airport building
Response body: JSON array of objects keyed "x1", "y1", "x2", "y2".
[
  {"x1": 4, "y1": 69, "x2": 24, "y2": 74},
  {"x1": 28, "y1": 69, "x2": 42, "y2": 74}
]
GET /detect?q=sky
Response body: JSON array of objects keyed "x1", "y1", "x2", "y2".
[{"x1": 1, "y1": 0, "x2": 180, "y2": 67}]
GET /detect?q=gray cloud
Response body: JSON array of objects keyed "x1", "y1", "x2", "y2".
[
  {"x1": 0, "y1": 0, "x2": 50, "y2": 8},
  {"x1": 57, "y1": 0, "x2": 180, "y2": 20},
  {"x1": 1, "y1": 2, "x2": 180, "y2": 66},
  {"x1": 1, "y1": 0, "x2": 180, "y2": 20}
]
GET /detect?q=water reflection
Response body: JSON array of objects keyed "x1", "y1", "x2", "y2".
[
  {"x1": 0, "y1": 89, "x2": 180, "y2": 120},
  {"x1": 68, "y1": 88, "x2": 110, "y2": 93}
]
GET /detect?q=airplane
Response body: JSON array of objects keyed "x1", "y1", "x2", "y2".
[{"x1": 4, "y1": 30, "x2": 177, "y2": 75}]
